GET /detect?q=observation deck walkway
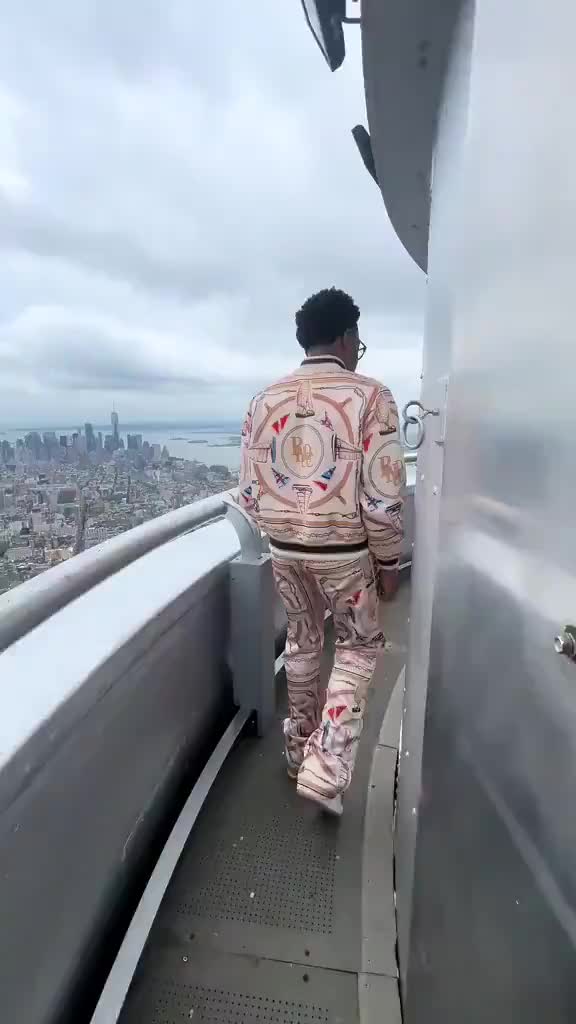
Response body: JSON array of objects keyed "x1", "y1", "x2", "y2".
[
  {"x1": 0, "y1": 467, "x2": 414, "y2": 1024},
  {"x1": 111, "y1": 585, "x2": 409, "y2": 1024}
]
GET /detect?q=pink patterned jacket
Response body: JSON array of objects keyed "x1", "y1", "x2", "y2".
[{"x1": 238, "y1": 355, "x2": 405, "y2": 567}]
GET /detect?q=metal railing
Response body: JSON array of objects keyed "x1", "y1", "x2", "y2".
[{"x1": 0, "y1": 491, "x2": 234, "y2": 655}]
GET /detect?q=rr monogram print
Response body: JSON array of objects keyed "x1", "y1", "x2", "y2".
[
  {"x1": 292, "y1": 435, "x2": 314, "y2": 468},
  {"x1": 380, "y1": 455, "x2": 404, "y2": 486}
]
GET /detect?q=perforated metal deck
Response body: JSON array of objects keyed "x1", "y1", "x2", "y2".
[{"x1": 118, "y1": 584, "x2": 409, "y2": 1024}]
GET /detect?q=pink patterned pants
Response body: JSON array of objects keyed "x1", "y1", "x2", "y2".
[{"x1": 272, "y1": 553, "x2": 385, "y2": 799}]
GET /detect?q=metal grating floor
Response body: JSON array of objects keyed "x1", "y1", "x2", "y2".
[
  {"x1": 172, "y1": 807, "x2": 337, "y2": 932},
  {"x1": 121, "y1": 949, "x2": 356, "y2": 1024},
  {"x1": 157, "y1": 722, "x2": 360, "y2": 970},
  {"x1": 152, "y1": 985, "x2": 330, "y2": 1024},
  {"x1": 118, "y1": 584, "x2": 409, "y2": 1024}
]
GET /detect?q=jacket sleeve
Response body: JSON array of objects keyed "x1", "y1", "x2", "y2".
[
  {"x1": 238, "y1": 399, "x2": 258, "y2": 521},
  {"x1": 359, "y1": 386, "x2": 405, "y2": 570}
]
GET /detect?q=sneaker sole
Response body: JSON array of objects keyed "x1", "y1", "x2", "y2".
[{"x1": 297, "y1": 782, "x2": 343, "y2": 817}]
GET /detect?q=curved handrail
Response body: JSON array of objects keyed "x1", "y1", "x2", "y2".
[
  {"x1": 0, "y1": 491, "x2": 232, "y2": 655},
  {"x1": 0, "y1": 454, "x2": 416, "y2": 655}
]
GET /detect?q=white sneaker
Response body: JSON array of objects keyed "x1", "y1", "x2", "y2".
[
  {"x1": 283, "y1": 719, "x2": 306, "y2": 780},
  {"x1": 297, "y1": 780, "x2": 344, "y2": 817},
  {"x1": 285, "y1": 749, "x2": 301, "y2": 780}
]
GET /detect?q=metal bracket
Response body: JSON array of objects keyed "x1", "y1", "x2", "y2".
[
  {"x1": 224, "y1": 495, "x2": 275, "y2": 736},
  {"x1": 223, "y1": 494, "x2": 263, "y2": 564},
  {"x1": 344, "y1": 0, "x2": 361, "y2": 20},
  {"x1": 434, "y1": 376, "x2": 450, "y2": 448}
]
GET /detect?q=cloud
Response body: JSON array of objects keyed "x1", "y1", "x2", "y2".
[
  {"x1": 0, "y1": 88, "x2": 31, "y2": 203},
  {"x1": 0, "y1": 199, "x2": 243, "y2": 303},
  {"x1": 0, "y1": 304, "x2": 290, "y2": 391},
  {"x1": 0, "y1": 1, "x2": 424, "y2": 426}
]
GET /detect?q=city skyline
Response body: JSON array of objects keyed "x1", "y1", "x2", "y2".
[
  {"x1": 1, "y1": 407, "x2": 171, "y2": 467},
  {"x1": 0, "y1": 416, "x2": 241, "y2": 433},
  {"x1": 1, "y1": 408, "x2": 243, "y2": 457},
  {"x1": 0, "y1": 404, "x2": 238, "y2": 596}
]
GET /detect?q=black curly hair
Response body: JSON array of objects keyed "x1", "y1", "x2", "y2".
[{"x1": 295, "y1": 287, "x2": 360, "y2": 351}]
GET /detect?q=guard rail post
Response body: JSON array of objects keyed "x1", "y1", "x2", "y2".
[{"x1": 225, "y1": 498, "x2": 275, "y2": 736}]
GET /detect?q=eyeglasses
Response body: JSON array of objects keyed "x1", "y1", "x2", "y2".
[{"x1": 344, "y1": 328, "x2": 367, "y2": 361}]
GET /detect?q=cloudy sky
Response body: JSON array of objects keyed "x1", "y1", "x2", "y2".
[{"x1": 0, "y1": 1, "x2": 424, "y2": 428}]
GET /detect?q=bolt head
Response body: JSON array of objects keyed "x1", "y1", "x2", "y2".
[{"x1": 555, "y1": 631, "x2": 575, "y2": 657}]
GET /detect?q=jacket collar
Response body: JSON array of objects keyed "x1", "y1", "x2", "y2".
[{"x1": 300, "y1": 355, "x2": 346, "y2": 370}]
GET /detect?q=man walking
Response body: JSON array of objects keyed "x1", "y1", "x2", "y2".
[{"x1": 239, "y1": 288, "x2": 404, "y2": 815}]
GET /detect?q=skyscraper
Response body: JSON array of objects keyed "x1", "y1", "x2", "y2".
[
  {"x1": 42, "y1": 432, "x2": 58, "y2": 461},
  {"x1": 84, "y1": 423, "x2": 96, "y2": 453},
  {"x1": 111, "y1": 410, "x2": 120, "y2": 449},
  {"x1": 1, "y1": 440, "x2": 15, "y2": 463},
  {"x1": 25, "y1": 432, "x2": 42, "y2": 460}
]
